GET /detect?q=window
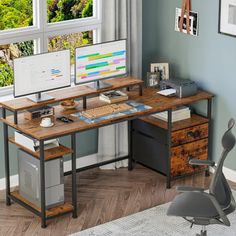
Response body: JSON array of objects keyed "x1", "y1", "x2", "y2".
[
  {"x1": 48, "y1": 31, "x2": 93, "y2": 64},
  {"x1": 0, "y1": 0, "x2": 101, "y2": 95},
  {"x1": 0, "y1": 40, "x2": 34, "y2": 87},
  {"x1": 0, "y1": 0, "x2": 33, "y2": 30}
]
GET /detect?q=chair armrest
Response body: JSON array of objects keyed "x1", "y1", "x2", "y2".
[
  {"x1": 176, "y1": 186, "x2": 205, "y2": 193},
  {"x1": 189, "y1": 159, "x2": 215, "y2": 167}
]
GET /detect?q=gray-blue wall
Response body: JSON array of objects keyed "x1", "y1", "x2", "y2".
[{"x1": 143, "y1": 0, "x2": 236, "y2": 171}]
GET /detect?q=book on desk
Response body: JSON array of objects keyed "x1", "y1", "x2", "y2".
[
  {"x1": 99, "y1": 90, "x2": 128, "y2": 103},
  {"x1": 151, "y1": 106, "x2": 191, "y2": 122}
]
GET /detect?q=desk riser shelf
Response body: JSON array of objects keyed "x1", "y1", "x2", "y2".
[{"x1": 0, "y1": 77, "x2": 143, "y2": 112}]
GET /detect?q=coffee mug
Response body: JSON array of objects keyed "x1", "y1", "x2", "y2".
[{"x1": 40, "y1": 117, "x2": 52, "y2": 127}]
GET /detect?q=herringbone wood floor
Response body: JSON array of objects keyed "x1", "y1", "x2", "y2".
[{"x1": 0, "y1": 165, "x2": 234, "y2": 236}]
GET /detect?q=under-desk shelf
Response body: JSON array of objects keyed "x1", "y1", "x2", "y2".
[
  {"x1": 11, "y1": 191, "x2": 73, "y2": 218},
  {"x1": 139, "y1": 114, "x2": 209, "y2": 131},
  {"x1": 9, "y1": 137, "x2": 73, "y2": 161}
]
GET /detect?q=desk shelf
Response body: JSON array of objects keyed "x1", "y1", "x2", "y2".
[
  {"x1": 10, "y1": 191, "x2": 74, "y2": 219},
  {"x1": 139, "y1": 114, "x2": 209, "y2": 131},
  {"x1": 9, "y1": 137, "x2": 73, "y2": 161}
]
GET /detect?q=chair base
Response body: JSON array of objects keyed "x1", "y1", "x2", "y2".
[{"x1": 196, "y1": 229, "x2": 207, "y2": 236}]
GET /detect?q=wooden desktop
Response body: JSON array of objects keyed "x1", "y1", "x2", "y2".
[{"x1": 0, "y1": 76, "x2": 214, "y2": 228}]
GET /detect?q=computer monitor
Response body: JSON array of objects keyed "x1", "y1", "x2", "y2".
[
  {"x1": 14, "y1": 50, "x2": 71, "y2": 103},
  {"x1": 75, "y1": 39, "x2": 127, "y2": 90}
]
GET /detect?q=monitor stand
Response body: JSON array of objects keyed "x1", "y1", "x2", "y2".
[
  {"x1": 89, "y1": 81, "x2": 113, "y2": 90},
  {"x1": 27, "y1": 92, "x2": 55, "y2": 103}
]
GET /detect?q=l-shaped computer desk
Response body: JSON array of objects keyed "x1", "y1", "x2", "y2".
[{"x1": 0, "y1": 76, "x2": 214, "y2": 228}]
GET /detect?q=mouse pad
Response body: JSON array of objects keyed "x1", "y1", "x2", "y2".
[{"x1": 71, "y1": 101, "x2": 152, "y2": 124}]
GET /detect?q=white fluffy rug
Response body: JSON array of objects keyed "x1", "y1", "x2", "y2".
[{"x1": 71, "y1": 191, "x2": 236, "y2": 236}]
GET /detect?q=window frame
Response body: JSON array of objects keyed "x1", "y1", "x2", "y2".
[{"x1": 0, "y1": 0, "x2": 102, "y2": 97}]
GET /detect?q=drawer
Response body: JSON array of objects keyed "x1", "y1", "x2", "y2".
[
  {"x1": 171, "y1": 138, "x2": 208, "y2": 177},
  {"x1": 172, "y1": 123, "x2": 208, "y2": 147},
  {"x1": 132, "y1": 131, "x2": 168, "y2": 174},
  {"x1": 132, "y1": 119, "x2": 167, "y2": 144}
]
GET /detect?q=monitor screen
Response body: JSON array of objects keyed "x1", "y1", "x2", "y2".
[
  {"x1": 14, "y1": 50, "x2": 71, "y2": 98},
  {"x1": 75, "y1": 40, "x2": 127, "y2": 85}
]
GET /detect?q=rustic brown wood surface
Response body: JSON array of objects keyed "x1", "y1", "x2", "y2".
[
  {"x1": 0, "y1": 77, "x2": 143, "y2": 111},
  {"x1": 0, "y1": 165, "x2": 228, "y2": 236},
  {"x1": 1, "y1": 88, "x2": 214, "y2": 140},
  {"x1": 8, "y1": 137, "x2": 73, "y2": 161},
  {"x1": 11, "y1": 191, "x2": 73, "y2": 218},
  {"x1": 171, "y1": 123, "x2": 208, "y2": 147},
  {"x1": 171, "y1": 139, "x2": 208, "y2": 177},
  {"x1": 139, "y1": 114, "x2": 209, "y2": 131}
]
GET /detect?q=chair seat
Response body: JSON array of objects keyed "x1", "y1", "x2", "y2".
[{"x1": 167, "y1": 192, "x2": 219, "y2": 219}]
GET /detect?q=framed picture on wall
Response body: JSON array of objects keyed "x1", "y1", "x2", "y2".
[
  {"x1": 150, "y1": 63, "x2": 169, "y2": 81},
  {"x1": 175, "y1": 8, "x2": 199, "y2": 36},
  {"x1": 219, "y1": 0, "x2": 236, "y2": 37}
]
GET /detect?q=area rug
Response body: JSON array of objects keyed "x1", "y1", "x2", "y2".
[{"x1": 71, "y1": 191, "x2": 236, "y2": 236}]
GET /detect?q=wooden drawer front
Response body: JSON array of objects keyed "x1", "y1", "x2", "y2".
[
  {"x1": 172, "y1": 123, "x2": 208, "y2": 147},
  {"x1": 171, "y1": 139, "x2": 208, "y2": 177}
]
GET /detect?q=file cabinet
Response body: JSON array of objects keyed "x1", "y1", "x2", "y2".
[{"x1": 131, "y1": 114, "x2": 209, "y2": 179}]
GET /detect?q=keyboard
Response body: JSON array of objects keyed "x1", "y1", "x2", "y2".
[{"x1": 81, "y1": 103, "x2": 133, "y2": 119}]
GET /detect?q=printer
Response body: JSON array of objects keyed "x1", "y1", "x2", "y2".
[{"x1": 160, "y1": 79, "x2": 198, "y2": 98}]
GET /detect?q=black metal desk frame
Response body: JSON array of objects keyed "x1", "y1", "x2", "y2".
[{"x1": 1, "y1": 92, "x2": 213, "y2": 228}]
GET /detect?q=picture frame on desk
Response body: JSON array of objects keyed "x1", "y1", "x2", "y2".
[
  {"x1": 219, "y1": 0, "x2": 236, "y2": 37},
  {"x1": 146, "y1": 72, "x2": 160, "y2": 88},
  {"x1": 150, "y1": 63, "x2": 169, "y2": 81}
]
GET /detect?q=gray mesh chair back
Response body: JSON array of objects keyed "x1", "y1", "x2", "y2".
[
  {"x1": 167, "y1": 119, "x2": 236, "y2": 236},
  {"x1": 209, "y1": 119, "x2": 236, "y2": 214}
]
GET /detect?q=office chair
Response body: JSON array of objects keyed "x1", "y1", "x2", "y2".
[{"x1": 167, "y1": 119, "x2": 236, "y2": 236}]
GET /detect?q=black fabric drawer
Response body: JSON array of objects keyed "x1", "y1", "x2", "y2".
[
  {"x1": 132, "y1": 131, "x2": 168, "y2": 174},
  {"x1": 132, "y1": 119, "x2": 167, "y2": 145}
]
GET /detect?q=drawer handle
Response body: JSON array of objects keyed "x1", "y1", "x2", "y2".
[
  {"x1": 188, "y1": 155, "x2": 194, "y2": 162},
  {"x1": 187, "y1": 130, "x2": 200, "y2": 139}
]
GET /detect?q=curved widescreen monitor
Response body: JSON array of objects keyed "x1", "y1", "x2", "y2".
[
  {"x1": 14, "y1": 50, "x2": 71, "y2": 101},
  {"x1": 75, "y1": 39, "x2": 127, "y2": 86}
]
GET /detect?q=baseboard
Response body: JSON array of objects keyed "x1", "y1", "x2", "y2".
[
  {"x1": 0, "y1": 154, "x2": 98, "y2": 191},
  {"x1": 63, "y1": 153, "x2": 98, "y2": 172},
  {"x1": 0, "y1": 174, "x2": 19, "y2": 191},
  {"x1": 210, "y1": 166, "x2": 236, "y2": 183}
]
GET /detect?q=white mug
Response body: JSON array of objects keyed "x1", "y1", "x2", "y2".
[{"x1": 40, "y1": 117, "x2": 52, "y2": 127}]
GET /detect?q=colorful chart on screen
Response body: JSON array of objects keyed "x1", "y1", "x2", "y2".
[{"x1": 75, "y1": 40, "x2": 127, "y2": 85}]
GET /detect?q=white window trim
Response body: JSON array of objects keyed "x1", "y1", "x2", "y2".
[{"x1": 0, "y1": 0, "x2": 102, "y2": 97}]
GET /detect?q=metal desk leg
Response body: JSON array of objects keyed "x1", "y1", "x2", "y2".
[
  {"x1": 71, "y1": 134, "x2": 78, "y2": 218},
  {"x1": 83, "y1": 97, "x2": 87, "y2": 110},
  {"x1": 139, "y1": 84, "x2": 143, "y2": 96},
  {"x1": 3, "y1": 108, "x2": 11, "y2": 206},
  {"x1": 166, "y1": 109, "x2": 172, "y2": 189},
  {"x1": 128, "y1": 120, "x2": 133, "y2": 171},
  {"x1": 14, "y1": 111, "x2": 18, "y2": 125},
  {"x1": 206, "y1": 98, "x2": 213, "y2": 177},
  {"x1": 39, "y1": 140, "x2": 46, "y2": 228}
]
